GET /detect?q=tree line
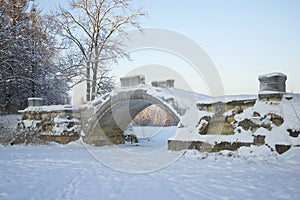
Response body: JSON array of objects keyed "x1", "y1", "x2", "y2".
[
  {"x1": 0, "y1": 0, "x2": 145, "y2": 114},
  {"x1": 133, "y1": 105, "x2": 178, "y2": 127}
]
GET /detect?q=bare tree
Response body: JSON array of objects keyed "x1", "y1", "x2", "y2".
[
  {"x1": 54, "y1": 0, "x2": 146, "y2": 101},
  {"x1": 97, "y1": 68, "x2": 115, "y2": 96}
]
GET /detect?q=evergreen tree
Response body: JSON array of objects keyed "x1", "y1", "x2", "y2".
[{"x1": 0, "y1": 0, "x2": 69, "y2": 114}]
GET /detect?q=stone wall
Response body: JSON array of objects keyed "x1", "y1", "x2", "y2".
[
  {"x1": 169, "y1": 96, "x2": 292, "y2": 154},
  {"x1": 17, "y1": 105, "x2": 81, "y2": 144},
  {"x1": 197, "y1": 99, "x2": 256, "y2": 135},
  {"x1": 167, "y1": 99, "x2": 260, "y2": 153},
  {"x1": 168, "y1": 140, "x2": 252, "y2": 152}
]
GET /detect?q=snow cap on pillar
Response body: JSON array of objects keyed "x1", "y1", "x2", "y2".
[{"x1": 28, "y1": 98, "x2": 43, "y2": 107}]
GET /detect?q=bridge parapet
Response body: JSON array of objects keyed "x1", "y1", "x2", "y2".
[{"x1": 16, "y1": 99, "x2": 81, "y2": 145}]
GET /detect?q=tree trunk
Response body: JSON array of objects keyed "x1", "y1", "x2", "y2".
[
  {"x1": 91, "y1": 49, "x2": 99, "y2": 100},
  {"x1": 86, "y1": 61, "x2": 91, "y2": 101},
  {"x1": 91, "y1": 67, "x2": 98, "y2": 100},
  {"x1": 31, "y1": 64, "x2": 35, "y2": 97}
]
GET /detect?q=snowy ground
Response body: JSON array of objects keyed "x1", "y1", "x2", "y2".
[{"x1": 1, "y1": 127, "x2": 300, "y2": 200}]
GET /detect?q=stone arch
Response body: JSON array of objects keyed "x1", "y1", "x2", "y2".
[{"x1": 82, "y1": 89, "x2": 180, "y2": 146}]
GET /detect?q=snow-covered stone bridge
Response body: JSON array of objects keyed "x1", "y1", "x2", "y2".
[
  {"x1": 18, "y1": 73, "x2": 300, "y2": 154},
  {"x1": 80, "y1": 79, "x2": 203, "y2": 146}
]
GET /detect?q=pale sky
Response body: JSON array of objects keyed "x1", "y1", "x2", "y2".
[{"x1": 36, "y1": 0, "x2": 300, "y2": 95}]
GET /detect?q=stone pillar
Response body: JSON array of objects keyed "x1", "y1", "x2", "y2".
[
  {"x1": 120, "y1": 75, "x2": 145, "y2": 87},
  {"x1": 166, "y1": 79, "x2": 175, "y2": 88},
  {"x1": 258, "y1": 72, "x2": 287, "y2": 99},
  {"x1": 28, "y1": 98, "x2": 43, "y2": 107},
  {"x1": 151, "y1": 79, "x2": 175, "y2": 88}
]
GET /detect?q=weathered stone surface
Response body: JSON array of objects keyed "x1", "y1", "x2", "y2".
[
  {"x1": 275, "y1": 144, "x2": 291, "y2": 154},
  {"x1": 168, "y1": 140, "x2": 193, "y2": 151},
  {"x1": 125, "y1": 134, "x2": 138, "y2": 144},
  {"x1": 211, "y1": 142, "x2": 252, "y2": 152},
  {"x1": 287, "y1": 129, "x2": 300, "y2": 137},
  {"x1": 192, "y1": 95, "x2": 290, "y2": 153},
  {"x1": 18, "y1": 108, "x2": 81, "y2": 145},
  {"x1": 253, "y1": 135, "x2": 266, "y2": 146},
  {"x1": 258, "y1": 73, "x2": 287, "y2": 100},
  {"x1": 120, "y1": 75, "x2": 145, "y2": 87},
  {"x1": 168, "y1": 140, "x2": 213, "y2": 152},
  {"x1": 226, "y1": 115, "x2": 235, "y2": 123},
  {"x1": 206, "y1": 120, "x2": 234, "y2": 135},
  {"x1": 197, "y1": 99, "x2": 256, "y2": 135},
  {"x1": 199, "y1": 120, "x2": 209, "y2": 135},
  {"x1": 198, "y1": 116, "x2": 211, "y2": 135},
  {"x1": 168, "y1": 140, "x2": 252, "y2": 152},
  {"x1": 38, "y1": 135, "x2": 79, "y2": 145},
  {"x1": 253, "y1": 112, "x2": 261, "y2": 117},
  {"x1": 238, "y1": 119, "x2": 258, "y2": 131},
  {"x1": 270, "y1": 114, "x2": 284, "y2": 126},
  {"x1": 197, "y1": 102, "x2": 225, "y2": 114},
  {"x1": 151, "y1": 79, "x2": 175, "y2": 88},
  {"x1": 261, "y1": 123, "x2": 272, "y2": 131}
]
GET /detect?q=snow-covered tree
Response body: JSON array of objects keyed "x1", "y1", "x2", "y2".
[
  {"x1": 54, "y1": 0, "x2": 146, "y2": 101},
  {"x1": 0, "y1": 0, "x2": 69, "y2": 114}
]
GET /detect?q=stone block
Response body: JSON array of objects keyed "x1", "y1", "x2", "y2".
[
  {"x1": 151, "y1": 79, "x2": 175, "y2": 88},
  {"x1": 120, "y1": 75, "x2": 145, "y2": 87},
  {"x1": 287, "y1": 129, "x2": 300, "y2": 137},
  {"x1": 253, "y1": 135, "x2": 266, "y2": 146},
  {"x1": 275, "y1": 144, "x2": 291, "y2": 154}
]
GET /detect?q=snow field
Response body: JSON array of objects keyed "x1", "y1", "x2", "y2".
[{"x1": 1, "y1": 127, "x2": 300, "y2": 200}]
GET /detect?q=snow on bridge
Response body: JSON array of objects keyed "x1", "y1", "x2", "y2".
[
  {"x1": 80, "y1": 84, "x2": 210, "y2": 146},
  {"x1": 17, "y1": 73, "x2": 300, "y2": 154},
  {"x1": 79, "y1": 79, "x2": 300, "y2": 154}
]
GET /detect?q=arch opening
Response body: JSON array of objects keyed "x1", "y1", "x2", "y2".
[
  {"x1": 82, "y1": 90, "x2": 180, "y2": 146},
  {"x1": 132, "y1": 105, "x2": 179, "y2": 127},
  {"x1": 124, "y1": 105, "x2": 179, "y2": 146}
]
